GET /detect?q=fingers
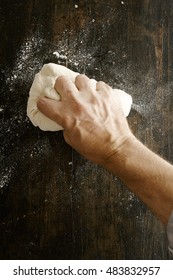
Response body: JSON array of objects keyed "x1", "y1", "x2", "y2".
[
  {"x1": 54, "y1": 75, "x2": 78, "y2": 98},
  {"x1": 96, "y1": 81, "x2": 112, "y2": 92},
  {"x1": 55, "y1": 75, "x2": 112, "y2": 97},
  {"x1": 37, "y1": 97, "x2": 64, "y2": 127},
  {"x1": 75, "y1": 74, "x2": 91, "y2": 90}
]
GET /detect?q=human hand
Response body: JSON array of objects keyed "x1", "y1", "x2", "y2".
[
  {"x1": 37, "y1": 74, "x2": 133, "y2": 164},
  {"x1": 37, "y1": 74, "x2": 173, "y2": 227}
]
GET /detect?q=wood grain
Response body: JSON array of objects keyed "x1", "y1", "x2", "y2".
[{"x1": 0, "y1": 0, "x2": 173, "y2": 259}]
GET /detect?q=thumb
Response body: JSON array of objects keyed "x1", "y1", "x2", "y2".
[{"x1": 37, "y1": 97, "x2": 64, "y2": 127}]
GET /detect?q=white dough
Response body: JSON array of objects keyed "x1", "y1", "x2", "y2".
[{"x1": 27, "y1": 63, "x2": 132, "y2": 131}]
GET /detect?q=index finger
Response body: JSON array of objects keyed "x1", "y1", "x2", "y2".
[
  {"x1": 54, "y1": 75, "x2": 79, "y2": 99},
  {"x1": 37, "y1": 97, "x2": 65, "y2": 128}
]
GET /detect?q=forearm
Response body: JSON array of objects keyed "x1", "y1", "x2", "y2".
[
  {"x1": 36, "y1": 74, "x2": 173, "y2": 224},
  {"x1": 102, "y1": 136, "x2": 173, "y2": 224}
]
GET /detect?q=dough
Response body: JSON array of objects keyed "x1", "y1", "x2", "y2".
[
  {"x1": 27, "y1": 63, "x2": 77, "y2": 131},
  {"x1": 27, "y1": 63, "x2": 132, "y2": 131}
]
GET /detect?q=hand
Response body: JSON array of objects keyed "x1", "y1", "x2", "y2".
[
  {"x1": 37, "y1": 74, "x2": 132, "y2": 164},
  {"x1": 37, "y1": 74, "x2": 173, "y2": 225}
]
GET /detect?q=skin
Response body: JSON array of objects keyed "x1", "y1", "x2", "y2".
[{"x1": 37, "y1": 74, "x2": 173, "y2": 224}]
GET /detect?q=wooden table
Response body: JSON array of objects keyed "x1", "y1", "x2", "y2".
[{"x1": 0, "y1": 0, "x2": 173, "y2": 259}]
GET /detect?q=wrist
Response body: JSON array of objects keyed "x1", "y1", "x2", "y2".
[{"x1": 101, "y1": 133, "x2": 137, "y2": 174}]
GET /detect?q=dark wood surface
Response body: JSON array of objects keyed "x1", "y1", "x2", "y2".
[{"x1": 0, "y1": 0, "x2": 173, "y2": 259}]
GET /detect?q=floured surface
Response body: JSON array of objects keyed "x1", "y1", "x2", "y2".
[{"x1": 0, "y1": 0, "x2": 173, "y2": 261}]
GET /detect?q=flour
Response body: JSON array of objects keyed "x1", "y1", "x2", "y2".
[{"x1": 53, "y1": 52, "x2": 67, "y2": 60}]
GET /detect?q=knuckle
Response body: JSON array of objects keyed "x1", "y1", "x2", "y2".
[
  {"x1": 96, "y1": 81, "x2": 107, "y2": 90},
  {"x1": 76, "y1": 74, "x2": 86, "y2": 80},
  {"x1": 62, "y1": 115, "x2": 75, "y2": 130},
  {"x1": 97, "y1": 81, "x2": 105, "y2": 86},
  {"x1": 54, "y1": 75, "x2": 66, "y2": 88},
  {"x1": 75, "y1": 74, "x2": 89, "y2": 84},
  {"x1": 97, "y1": 81, "x2": 112, "y2": 92}
]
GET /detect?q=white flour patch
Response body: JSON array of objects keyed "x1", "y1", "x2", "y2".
[
  {"x1": 0, "y1": 166, "x2": 14, "y2": 190},
  {"x1": 6, "y1": 29, "x2": 44, "y2": 91}
]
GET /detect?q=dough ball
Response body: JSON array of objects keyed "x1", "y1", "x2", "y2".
[
  {"x1": 27, "y1": 63, "x2": 79, "y2": 131},
  {"x1": 27, "y1": 63, "x2": 132, "y2": 131}
]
